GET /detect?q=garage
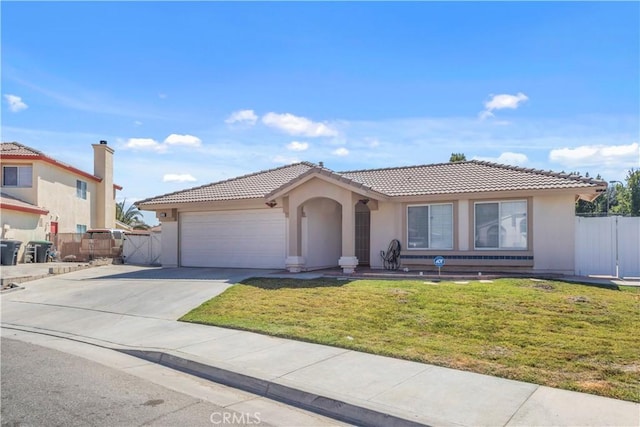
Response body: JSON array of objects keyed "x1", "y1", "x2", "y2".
[{"x1": 180, "y1": 209, "x2": 286, "y2": 269}]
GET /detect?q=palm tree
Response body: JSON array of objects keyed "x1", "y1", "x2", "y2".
[{"x1": 116, "y1": 199, "x2": 148, "y2": 229}]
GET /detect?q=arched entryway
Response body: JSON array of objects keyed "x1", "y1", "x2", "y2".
[
  {"x1": 301, "y1": 197, "x2": 342, "y2": 270},
  {"x1": 355, "y1": 200, "x2": 371, "y2": 266}
]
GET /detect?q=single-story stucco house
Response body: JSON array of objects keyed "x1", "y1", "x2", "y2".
[{"x1": 136, "y1": 160, "x2": 606, "y2": 274}]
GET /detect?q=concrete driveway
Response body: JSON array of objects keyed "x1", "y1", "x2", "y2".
[{"x1": 1, "y1": 265, "x2": 277, "y2": 320}]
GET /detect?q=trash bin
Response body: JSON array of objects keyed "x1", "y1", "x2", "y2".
[
  {"x1": 0, "y1": 240, "x2": 22, "y2": 266},
  {"x1": 26, "y1": 241, "x2": 53, "y2": 263}
]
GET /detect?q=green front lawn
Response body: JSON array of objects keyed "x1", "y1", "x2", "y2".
[{"x1": 181, "y1": 278, "x2": 640, "y2": 402}]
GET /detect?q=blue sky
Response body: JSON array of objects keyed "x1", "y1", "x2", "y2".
[{"x1": 2, "y1": 2, "x2": 639, "y2": 224}]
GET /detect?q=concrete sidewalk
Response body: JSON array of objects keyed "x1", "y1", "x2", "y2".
[{"x1": 1, "y1": 266, "x2": 638, "y2": 426}]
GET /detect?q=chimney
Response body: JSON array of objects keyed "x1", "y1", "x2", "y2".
[{"x1": 92, "y1": 140, "x2": 115, "y2": 229}]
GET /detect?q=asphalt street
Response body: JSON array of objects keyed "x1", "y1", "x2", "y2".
[{"x1": 0, "y1": 337, "x2": 345, "y2": 427}]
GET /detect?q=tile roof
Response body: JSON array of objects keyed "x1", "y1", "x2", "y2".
[
  {"x1": 0, "y1": 142, "x2": 43, "y2": 157},
  {"x1": 137, "y1": 160, "x2": 606, "y2": 207},
  {"x1": 136, "y1": 162, "x2": 317, "y2": 205},
  {"x1": 1, "y1": 142, "x2": 122, "y2": 189},
  {"x1": 0, "y1": 192, "x2": 49, "y2": 215},
  {"x1": 340, "y1": 161, "x2": 605, "y2": 196}
]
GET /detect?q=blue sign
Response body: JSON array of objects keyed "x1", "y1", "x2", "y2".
[{"x1": 433, "y1": 256, "x2": 445, "y2": 268}]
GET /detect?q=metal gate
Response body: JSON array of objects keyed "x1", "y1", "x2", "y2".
[
  {"x1": 123, "y1": 233, "x2": 161, "y2": 266},
  {"x1": 575, "y1": 216, "x2": 640, "y2": 278}
]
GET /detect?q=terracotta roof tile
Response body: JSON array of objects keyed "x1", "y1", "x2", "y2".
[
  {"x1": 137, "y1": 162, "x2": 317, "y2": 205},
  {"x1": 0, "y1": 142, "x2": 43, "y2": 157},
  {"x1": 341, "y1": 161, "x2": 605, "y2": 196},
  {"x1": 137, "y1": 160, "x2": 606, "y2": 206}
]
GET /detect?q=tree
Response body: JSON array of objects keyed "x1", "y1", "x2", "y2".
[
  {"x1": 116, "y1": 199, "x2": 148, "y2": 229},
  {"x1": 616, "y1": 169, "x2": 640, "y2": 216},
  {"x1": 449, "y1": 153, "x2": 467, "y2": 162},
  {"x1": 575, "y1": 169, "x2": 640, "y2": 217}
]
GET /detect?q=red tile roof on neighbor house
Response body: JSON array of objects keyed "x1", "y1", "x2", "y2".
[
  {"x1": 1, "y1": 142, "x2": 102, "y2": 183},
  {"x1": 136, "y1": 160, "x2": 606, "y2": 207},
  {"x1": 0, "y1": 142, "x2": 123, "y2": 190}
]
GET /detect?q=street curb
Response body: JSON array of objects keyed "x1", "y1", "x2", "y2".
[
  {"x1": 0, "y1": 284, "x2": 25, "y2": 294},
  {"x1": 120, "y1": 348, "x2": 428, "y2": 427}
]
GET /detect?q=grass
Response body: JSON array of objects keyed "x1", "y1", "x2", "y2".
[{"x1": 180, "y1": 277, "x2": 640, "y2": 402}]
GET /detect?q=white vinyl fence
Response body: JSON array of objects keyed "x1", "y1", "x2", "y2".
[
  {"x1": 575, "y1": 216, "x2": 640, "y2": 278},
  {"x1": 123, "y1": 232, "x2": 161, "y2": 266}
]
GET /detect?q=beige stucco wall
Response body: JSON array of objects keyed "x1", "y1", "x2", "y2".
[
  {"x1": 0, "y1": 210, "x2": 44, "y2": 261},
  {"x1": 301, "y1": 198, "x2": 342, "y2": 269},
  {"x1": 35, "y1": 162, "x2": 97, "y2": 233},
  {"x1": 160, "y1": 220, "x2": 179, "y2": 267},
  {"x1": 0, "y1": 159, "x2": 37, "y2": 205},
  {"x1": 532, "y1": 193, "x2": 576, "y2": 274},
  {"x1": 369, "y1": 201, "x2": 402, "y2": 269}
]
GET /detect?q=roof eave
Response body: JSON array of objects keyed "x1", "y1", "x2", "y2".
[
  {"x1": 0, "y1": 202, "x2": 49, "y2": 215},
  {"x1": 1, "y1": 154, "x2": 102, "y2": 183},
  {"x1": 266, "y1": 168, "x2": 390, "y2": 201},
  {"x1": 388, "y1": 185, "x2": 606, "y2": 202}
]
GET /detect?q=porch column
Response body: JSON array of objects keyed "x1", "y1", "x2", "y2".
[
  {"x1": 285, "y1": 204, "x2": 305, "y2": 272},
  {"x1": 338, "y1": 200, "x2": 358, "y2": 273}
]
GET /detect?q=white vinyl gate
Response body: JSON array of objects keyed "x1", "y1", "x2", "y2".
[
  {"x1": 575, "y1": 216, "x2": 640, "y2": 278},
  {"x1": 123, "y1": 233, "x2": 162, "y2": 266}
]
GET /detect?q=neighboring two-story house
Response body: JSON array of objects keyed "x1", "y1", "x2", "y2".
[{"x1": 0, "y1": 141, "x2": 120, "y2": 260}]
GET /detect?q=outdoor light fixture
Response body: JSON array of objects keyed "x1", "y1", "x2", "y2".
[
  {"x1": 266, "y1": 201, "x2": 277, "y2": 208},
  {"x1": 359, "y1": 199, "x2": 370, "y2": 205}
]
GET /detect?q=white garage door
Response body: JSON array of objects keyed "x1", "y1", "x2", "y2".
[{"x1": 180, "y1": 209, "x2": 286, "y2": 268}]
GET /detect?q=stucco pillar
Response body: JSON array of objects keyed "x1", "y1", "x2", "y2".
[
  {"x1": 338, "y1": 199, "x2": 358, "y2": 273},
  {"x1": 286, "y1": 204, "x2": 305, "y2": 272}
]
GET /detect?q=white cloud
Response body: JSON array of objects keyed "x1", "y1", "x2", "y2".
[
  {"x1": 474, "y1": 152, "x2": 529, "y2": 165},
  {"x1": 273, "y1": 155, "x2": 300, "y2": 164},
  {"x1": 225, "y1": 109, "x2": 258, "y2": 125},
  {"x1": 286, "y1": 141, "x2": 309, "y2": 151},
  {"x1": 134, "y1": 120, "x2": 143, "y2": 126},
  {"x1": 332, "y1": 147, "x2": 349, "y2": 157},
  {"x1": 163, "y1": 173, "x2": 197, "y2": 183},
  {"x1": 549, "y1": 142, "x2": 639, "y2": 168},
  {"x1": 4, "y1": 94, "x2": 28, "y2": 112},
  {"x1": 124, "y1": 138, "x2": 166, "y2": 153},
  {"x1": 480, "y1": 92, "x2": 528, "y2": 119},
  {"x1": 263, "y1": 112, "x2": 338, "y2": 137},
  {"x1": 158, "y1": 93, "x2": 167, "y2": 99},
  {"x1": 164, "y1": 133, "x2": 202, "y2": 147}
]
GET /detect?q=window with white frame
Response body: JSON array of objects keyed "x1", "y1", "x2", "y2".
[
  {"x1": 407, "y1": 203, "x2": 453, "y2": 249},
  {"x1": 76, "y1": 180, "x2": 87, "y2": 199},
  {"x1": 76, "y1": 224, "x2": 87, "y2": 234},
  {"x1": 475, "y1": 200, "x2": 527, "y2": 249},
  {"x1": 2, "y1": 165, "x2": 33, "y2": 187}
]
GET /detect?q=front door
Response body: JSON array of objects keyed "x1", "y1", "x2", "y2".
[{"x1": 355, "y1": 201, "x2": 371, "y2": 266}]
